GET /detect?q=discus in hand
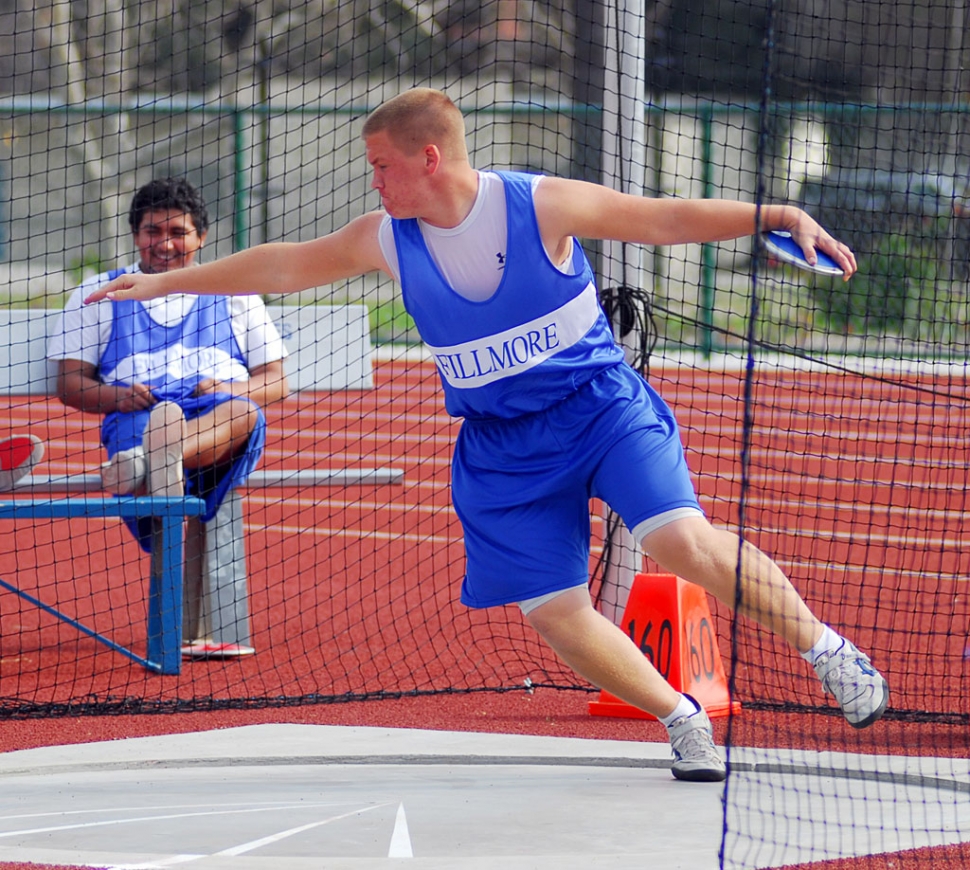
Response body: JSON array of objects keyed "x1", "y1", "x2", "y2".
[{"x1": 762, "y1": 230, "x2": 845, "y2": 277}]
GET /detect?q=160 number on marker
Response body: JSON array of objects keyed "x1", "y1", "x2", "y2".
[
  {"x1": 626, "y1": 616, "x2": 718, "y2": 684},
  {"x1": 687, "y1": 617, "x2": 718, "y2": 683},
  {"x1": 627, "y1": 617, "x2": 673, "y2": 679}
]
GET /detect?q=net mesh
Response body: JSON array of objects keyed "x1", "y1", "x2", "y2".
[{"x1": 1, "y1": 1, "x2": 969, "y2": 866}]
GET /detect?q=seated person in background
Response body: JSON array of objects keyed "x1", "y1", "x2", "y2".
[
  {"x1": 0, "y1": 433, "x2": 44, "y2": 491},
  {"x1": 48, "y1": 177, "x2": 289, "y2": 659}
]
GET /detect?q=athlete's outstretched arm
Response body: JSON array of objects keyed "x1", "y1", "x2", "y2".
[
  {"x1": 533, "y1": 177, "x2": 856, "y2": 279},
  {"x1": 84, "y1": 212, "x2": 389, "y2": 304}
]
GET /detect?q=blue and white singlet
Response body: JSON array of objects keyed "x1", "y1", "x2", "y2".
[{"x1": 392, "y1": 171, "x2": 624, "y2": 420}]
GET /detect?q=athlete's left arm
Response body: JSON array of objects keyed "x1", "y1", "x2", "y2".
[{"x1": 533, "y1": 177, "x2": 856, "y2": 277}]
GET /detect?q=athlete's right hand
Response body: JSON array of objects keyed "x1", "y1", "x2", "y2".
[{"x1": 84, "y1": 272, "x2": 169, "y2": 305}]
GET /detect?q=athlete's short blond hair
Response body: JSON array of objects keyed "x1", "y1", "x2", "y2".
[{"x1": 362, "y1": 88, "x2": 467, "y2": 158}]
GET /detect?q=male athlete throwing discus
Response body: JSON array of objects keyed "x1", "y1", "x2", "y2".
[{"x1": 87, "y1": 88, "x2": 888, "y2": 782}]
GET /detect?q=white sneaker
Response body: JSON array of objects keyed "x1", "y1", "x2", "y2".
[
  {"x1": 813, "y1": 639, "x2": 889, "y2": 728},
  {"x1": 101, "y1": 446, "x2": 147, "y2": 494},
  {"x1": 666, "y1": 697, "x2": 727, "y2": 782},
  {"x1": 144, "y1": 402, "x2": 185, "y2": 497}
]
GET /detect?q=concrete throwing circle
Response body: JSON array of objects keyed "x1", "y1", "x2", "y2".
[
  {"x1": 0, "y1": 757, "x2": 724, "y2": 869},
  {"x1": 0, "y1": 724, "x2": 966, "y2": 869}
]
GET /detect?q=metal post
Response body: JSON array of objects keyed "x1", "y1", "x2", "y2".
[
  {"x1": 700, "y1": 103, "x2": 716, "y2": 358},
  {"x1": 598, "y1": 0, "x2": 646, "y2": 625},
  {"x1": 232, "y1": 107, "x2": 249, "y2": 253}
]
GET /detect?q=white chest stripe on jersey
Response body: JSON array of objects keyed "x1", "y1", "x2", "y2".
[
  {"x1": 425, "y1": 281, "x2": 599, "y2": 389},
  {"x1": 106, "y1": 343, "x2": 251, "y2": 386}
]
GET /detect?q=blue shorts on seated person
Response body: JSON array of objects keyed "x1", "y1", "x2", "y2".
[
  {"x1": 101, "y1": 390, "x2": 266, "y2": 552},
  {"x1": 454, "y1": 363, "x2": 702, "y2": 609}
]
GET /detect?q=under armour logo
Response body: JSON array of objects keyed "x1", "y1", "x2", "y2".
[{"x1": 496, "y1": 252, "x2": 506, "y2": 269}]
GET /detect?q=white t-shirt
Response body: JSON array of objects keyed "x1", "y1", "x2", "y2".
[
  {"x1": 377, "y1": 171, "x2": 571, "y2": 302},
  {"x1": 48, "y1": 264, "x2": 288, "y2": 376}
]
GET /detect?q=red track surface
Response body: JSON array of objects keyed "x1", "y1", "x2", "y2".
[
  {"x1": 1, "y1": 356, "x2": 968, "y2": 719},
  {"x1": 1, "y1": 356, "x2": 969, "y2": 868}
]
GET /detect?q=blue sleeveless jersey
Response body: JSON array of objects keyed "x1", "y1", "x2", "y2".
[
  {"x1": 392, "y1": 171, "x2": 623, "y2": 420},
  {"x1": 99, "y1": 294, "x2": 250, "y2": 402},
  {"x1": 98, "y1": 290, "x2": 265, "y2": 550}
]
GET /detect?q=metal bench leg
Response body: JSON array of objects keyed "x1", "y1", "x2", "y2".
[
  {"x1": 202, "y1": 489, "x2": 251, "y2": 646},
  {"x1": 182, "y1": 516, "x2": 210, "y2": 643},
  {"x1": 147, "y1": 514, "x2": 185, "y2": 674}
]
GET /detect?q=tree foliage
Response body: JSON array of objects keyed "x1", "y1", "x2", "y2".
[{"x1": 0, "y1": 1, "x2": 576, "y2": 97}]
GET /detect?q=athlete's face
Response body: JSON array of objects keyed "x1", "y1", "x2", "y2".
[
  {"x1": 365, "y1": 130, "x2": 431, "y2": 219},
  {"x1": 133, "y1": 209, "x2": 207, "y2": 274}
]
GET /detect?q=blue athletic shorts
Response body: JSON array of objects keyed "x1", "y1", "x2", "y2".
[
  {"x1": 101, "y1": 391, "x2": 266, "y2": 552},
  {"x1": 454, "y1": 363, "x2": 702, "y2": 608}
]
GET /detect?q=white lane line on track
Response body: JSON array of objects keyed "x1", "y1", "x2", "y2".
[
  {"x1": 244, "y1": 522, "x2": 460, "y2": 547},
  {"x1": 712, "y1": 470, "x2": 969, "y2": 490},
  {"x1": 242, "y1": 518, "x2": 965, "y2": 554},
  {"x1": 749, "y1": 522, "x2": 966, "y2": 551},
  {"x1": 773, "y1": 557, "x2": 965, "y2": 582},
  {"x1": 740, "y1": 495, "x2": 970, "y2": 522},
  {"x1": 213, "y1": 802, "x2": 392, "y2": 859},
  {"x1": 252, "y1": 490, "x2": 970, "y2": 529},
  {"x1": 689, "y1": 446, "x2": 970, "y2": 469},
  {"x1": 246, "y1": 494, "x2": 455, "y2": 513},
  {"x1": 0, "y1": 800, "x2": 359, "y2": 825},
  {"x1": 92, "y1": 803, "x2": 394, "y2": 868},
  {"x1": 0, "y1": 801, "x2": 363, "y2": 840}
]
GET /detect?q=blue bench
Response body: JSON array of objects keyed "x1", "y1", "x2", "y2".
[{"x1": 0, "y1": 495, "x2": 206, "y2": 675}]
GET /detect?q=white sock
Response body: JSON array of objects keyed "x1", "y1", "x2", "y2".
[
  {"x1": 800, "y1": 625, "x2": 844, "y2": 664},
  {"x1": 659, "y1": 693, "x2": 700, "y2": 727}
]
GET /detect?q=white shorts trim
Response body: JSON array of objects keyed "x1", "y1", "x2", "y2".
[
  {"x1": 517, "y1": 581, "x2": 588, "y2": 616},
  {"x1": 631, "y1": 506, "x2": 706, "y2": 547}
]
